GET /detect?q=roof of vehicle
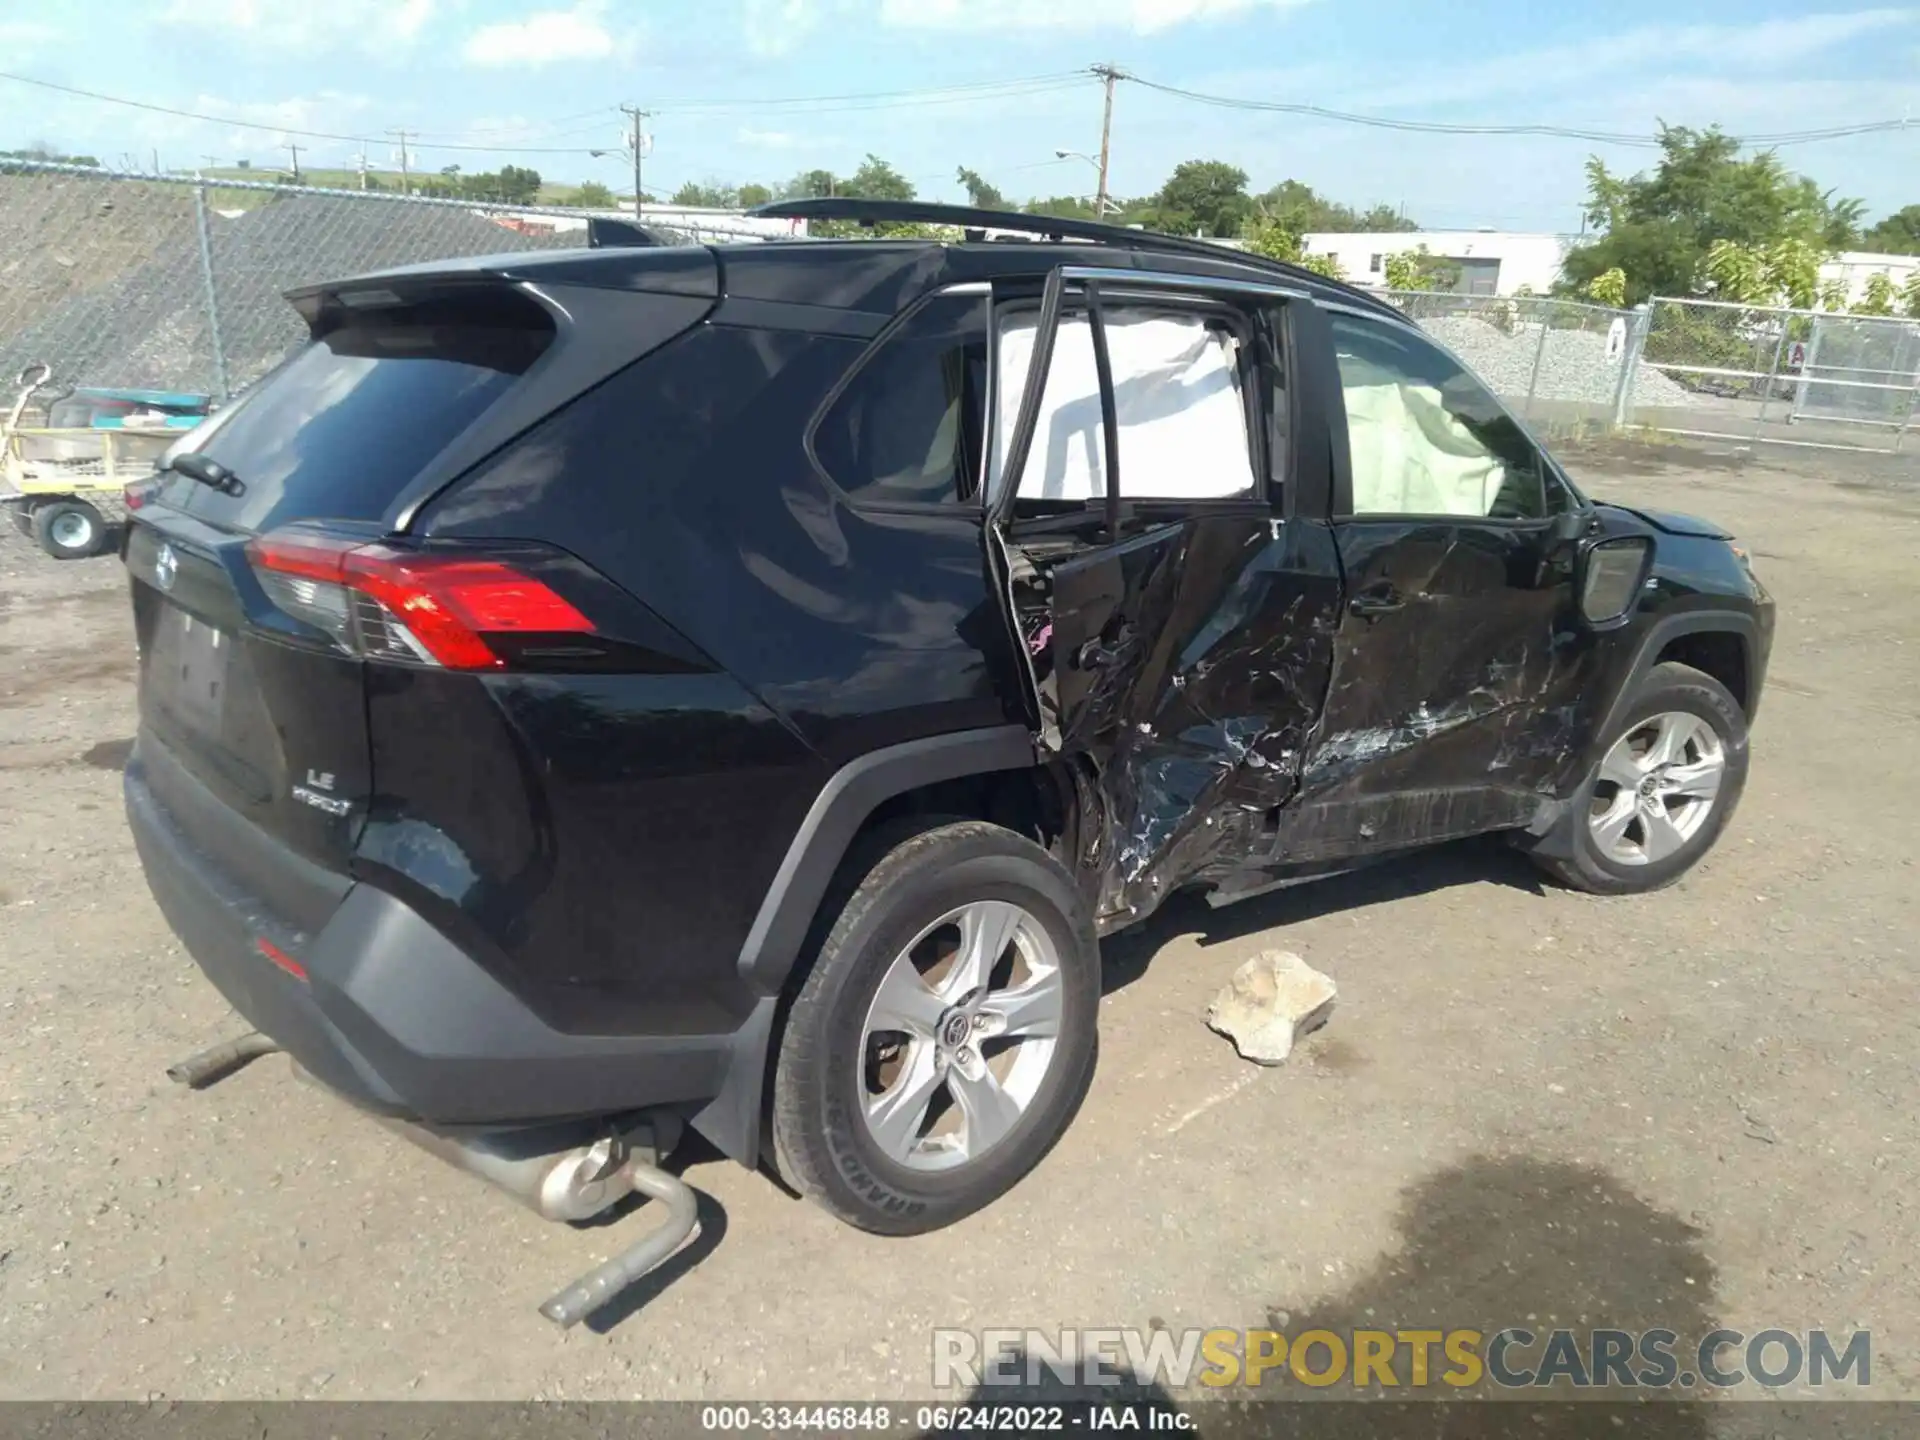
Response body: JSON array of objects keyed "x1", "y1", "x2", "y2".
[{"x1": 293, "y1": 197, "x2": 1406, "y2": 325}]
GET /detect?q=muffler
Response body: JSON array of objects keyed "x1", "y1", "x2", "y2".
[{"x1": 288, "y1": 1062, "x2": 705, "y2": 1326}]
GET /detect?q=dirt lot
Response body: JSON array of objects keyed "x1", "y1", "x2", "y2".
[{"x1": 1, "y1": 446, "x2": 1915, "y2": 1408}]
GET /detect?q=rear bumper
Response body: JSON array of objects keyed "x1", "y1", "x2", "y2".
[{"x1": 127, "y1": 752, "x2": 769, "y2": 1150}]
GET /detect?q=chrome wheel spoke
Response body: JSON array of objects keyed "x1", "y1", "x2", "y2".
[
  {"x1": 864, "y1": 1041, "x2": 943, "y2": 1163},
  {"x1": 944, "y1": 901, "x2": 1022, "y2": 1003},
  {"x1": 1665, "y1": 756, "x2": 1724, "y2": 802},
  {"x1": 979, "y1": 976, "x2": 1062, "y2": 1040},
  {"x1": 1598, "y1": 742, "x2": 1647, "y2": 791},
  {"x1": 1645, "y1": 712, "x2": 1694, "y2": 769},
  {"x1": 1591, "y1": 795, "x2": 1639, "y2": 855},
  {"x1": 1639, "y1": 804, "x2": 1688, "y2": 863},
  {"x1": 949, "y1": 1060, "x2": 1023, "y2": 1157},
  {"x1": 867, "y1": 951, "x2": 946, "y2": 1037}
]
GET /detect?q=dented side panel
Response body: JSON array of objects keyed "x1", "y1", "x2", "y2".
[
  {"x1": 1286, "y1": 516, "x2": 1597, "y2": 858},
  {"x1": 1030, "y1": 514, "x2": 1342, "y2": 928}
]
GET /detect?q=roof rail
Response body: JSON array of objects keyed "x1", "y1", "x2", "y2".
[{"x1": 747, "y1": 197, "x2": 1392, "y2": 312}]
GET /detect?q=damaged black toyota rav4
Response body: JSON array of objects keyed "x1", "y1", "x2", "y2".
[{"x1": 123, "y1": 200, "x2": 1772, "y2": 1322}]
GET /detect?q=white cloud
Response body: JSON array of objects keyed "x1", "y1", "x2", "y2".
[
  {"x1": 737, "y1": 126, "x2": 802, "y2": 148},
  {"x1": 745, "y1": 0, "x2": 825, "y2": 56},
  {"x1": 158, "y1": 0, "x2": 437, "y2": 53},
  {"x1": 1341, "y1": 10, "x2": 1918, "y2": 111},
  {"x1": 0, "y1": 20, "x2": 59, "y2": 58},
  {"x1": 878, "y1": 0, "x2": 1308, "y2": 32},
  {"x1": 462, "y1": 1, "x2": 621, "y2": 65}
]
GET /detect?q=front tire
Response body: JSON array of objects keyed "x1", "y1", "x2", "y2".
[
  {"x1": 772, "y1": 821, "x2": 1099, "y2": 1235},
  {"x1": 1533, "y1": 661, "x2": 1749, "y2": 895},
  {"x1": 32, "y1": 498, "x2": 108, "y2": 560}
]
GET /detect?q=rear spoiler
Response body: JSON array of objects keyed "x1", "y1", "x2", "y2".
[{"x1": 588, "y1": 217, "x2": 667, "y2": 249}]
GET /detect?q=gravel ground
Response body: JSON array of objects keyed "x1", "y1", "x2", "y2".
[
  {"x1": 1417, "y1": 313, "x2": 1698, "y2": 409},
  {"x1": 0, "y1": 445, "x2": 1915, "y2": 1409}
]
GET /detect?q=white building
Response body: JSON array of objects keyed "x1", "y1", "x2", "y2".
[
  {"x1": 1818, "y1": 251, "x2": 1920, "y2": 306},
  {"x1": 1304, "y1": 231, "x2": 1576, "y2": 296}
]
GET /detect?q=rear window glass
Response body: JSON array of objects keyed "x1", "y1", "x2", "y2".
[
  {"x1": 169, "y1": 296, "x2": 552, "y2": 531},
  {"x1": 811, "y1": 292, "x2": 988, "y2": 506}
]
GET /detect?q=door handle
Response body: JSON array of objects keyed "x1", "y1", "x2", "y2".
[{"x1": 1349, "y1": 585, "x2": 1405, "y2": 618}]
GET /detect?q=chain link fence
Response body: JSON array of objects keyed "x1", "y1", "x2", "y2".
[
  {"x1": 1637, "y1": 295, "x2": 1918, "y2": 454},
  {"x1": 1383, "y1": 290, "x2": 1651, "y2": 437},
  {"x1": 0, "y1": 159, "x2": 780, "y2": 407}
]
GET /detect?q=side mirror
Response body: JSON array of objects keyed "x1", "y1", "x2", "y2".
[{"x1": 1576, "y1": 535, "x2": 1653, "y2": 628}]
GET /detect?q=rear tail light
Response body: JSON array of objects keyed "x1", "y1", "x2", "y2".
[
  {"x1": 124, "y1": 478, "x2": 158, "y2": 510},
  {"x1": 246, "y1": 529, "x2": 593, "y2": 670}
]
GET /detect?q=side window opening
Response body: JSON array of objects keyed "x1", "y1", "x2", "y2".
[
  {"x1": 1329, "y1": 311, "x2": 1559, "y2": 520},
  {"x1": 811, "y1": 291, "x2": 988, "y2": 506},
  {"x1": 988, "y1": 302, "x2": 1261, "y2": 507}
]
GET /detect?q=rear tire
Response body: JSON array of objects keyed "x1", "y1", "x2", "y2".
[
  {"x1": 32, "y1": 499, "x2": 108, "y2": 560},
  {"x1": 1532, "y1": 661, "x2": 1748, "y2": 895},
  {"x1": 772, "y1": 821, "x2": 1099, "y2": 1235}
]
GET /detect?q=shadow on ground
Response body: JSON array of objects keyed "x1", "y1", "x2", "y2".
[
  {"x1": 928, "y1": 1153, "x2": 1799, "y2": 1438},
  {"x1": 1101, "y1": 836, "x2": 1548, "y2": 997}
]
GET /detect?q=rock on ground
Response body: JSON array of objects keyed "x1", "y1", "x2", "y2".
[{"x1": 1205, "y1": 950, "x2": 1338, "y2": 1065}]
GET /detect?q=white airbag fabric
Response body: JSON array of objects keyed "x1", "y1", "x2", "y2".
[
  {"x1": 1343, "y1": 378, "x2": 1508, "y2": 517},
  {"x1": 990, "y1": 309, "x2": 1255, "y2": 503}
]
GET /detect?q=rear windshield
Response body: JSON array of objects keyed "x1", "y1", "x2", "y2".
[{"x1": 165, "y1": 292, "x2": 553, "y2": 531}]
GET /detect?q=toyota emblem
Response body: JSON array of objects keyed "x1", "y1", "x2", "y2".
[{"x1": 154, "y1": 542, "x2": 178, "y2": 592}]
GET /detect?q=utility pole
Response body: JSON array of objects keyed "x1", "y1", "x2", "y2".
[
  {"x1": 357, "y1": 146, "x2": 369, "y2": 191},
  {"x1": 388, "y1": 129, "x2": 415, "y2": 195},
  {"x1": 1090, "y1": 64, "x2": 1124, "y2": 218},
  {"x1": 284, "y1": 140, "x2": 302, "y2": 185},
  {"x1": 620, "y1": 105, "x2": 649, "y2": 215}
]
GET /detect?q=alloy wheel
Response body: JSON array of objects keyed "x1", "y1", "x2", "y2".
[
  {"x1": 1588, "y1": 710, "x2": 1727, "y2": 866},
  {"x1": 858, "y1": 900, "x2": 1064, "y2": 1172}
]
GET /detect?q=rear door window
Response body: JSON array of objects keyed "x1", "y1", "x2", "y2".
[
  {"x1": 166, "y1": 293, "x2": 553, "y2": 532},
  {"x1": 988, "y1": 305, "x2": 1258, "y2": 505}
]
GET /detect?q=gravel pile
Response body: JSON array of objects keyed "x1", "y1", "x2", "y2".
[{"x1": 1417, "y1": 314, "x2": 1695, "y2": 410}]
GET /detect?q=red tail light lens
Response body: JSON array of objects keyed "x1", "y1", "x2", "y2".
[{"x1": 246, "y1": 530, "x2": 593, "y2": 670}]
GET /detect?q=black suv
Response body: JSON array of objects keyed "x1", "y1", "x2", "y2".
[{"x1": 123, "y1": 200, "x2": 1772, "y2": 1313}]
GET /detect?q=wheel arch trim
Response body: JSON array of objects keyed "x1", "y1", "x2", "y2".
[
  {"x1": 735, "y1": 725, "x2": 1041, "y2": 997},
  {"x1": 1594, "y1": 608, "x2": 1762, "y2": 768}
]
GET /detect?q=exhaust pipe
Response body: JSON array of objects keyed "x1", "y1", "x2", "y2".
[
  {"x1": 289, "y1": 1063, "x2": 702, "y2": 1325},
  {"x1": 538, "y1": 1160, "x2": 701, "y2": 1329},
  {"x1": 167, "y1": 1031, "x2": 280, "y2": 1089}
]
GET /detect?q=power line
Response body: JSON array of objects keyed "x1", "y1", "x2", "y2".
[
  {"x1": 1122, "y1": 73, "x2": 1914, "y2": 149},
  {"x1": 0, "y1": 71, "x2": 609, "y2": 154}
]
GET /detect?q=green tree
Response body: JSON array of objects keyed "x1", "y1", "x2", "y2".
[
  {"x1": 1153, "y1": 160, "x2": 1251, "y2": 238},
  {"x1": 957, "y1": 166, "x2": 1006, "y2": 210},
  {"x1": 1382, "y1": 245, "x2": 1461, "y2": 292},
  {"x1": 1585, "y1": 267, "x2": 1628, "y2": 307},
  {"x1": 782, "y1": 168, "x2": 840, "y2": 199},
  {"x1": 1817, "y1": 276, "x2": 1849, "y2": 312},
  {"x1": 1859, "y1": 205, "x2": 1920, "y2": 254},
  {"x1": 1903, "y1": 270, "x2": 1920, "y2": 319},
  {"x1": 1858, "y1": 271, "x2": 1898, "y2": 316},
  {"x1": 672, "y1": 180, "x2": 738, "y2": 207},
  {"x1": 1024, "y1": 194, "x2": 1101, "y2": 222},
  {"x1": 1255, "y1": 179, "x2": 1414, "y2": 235},
  {"x1": 492, "y1": 165, "x2": 542, "y2": 204},
  {"x1": 737, "y1": 182, "x2": 773, "y2": 208},
  {"x1": 565, "y1": 180, "x2": 616, "y2": 208},
  {"x1": 1561, "y1": 126, "x2": 1862, "y2": 303},
  {"x1": 845, "y1": 154, "x2": 915, "y2": 201},
  {"x1": 2, "y1": 144, "x2": 102, "y2": 166},
  {"x1": 1242, "y1": 216, "x2": 1344, "y2": 278}
]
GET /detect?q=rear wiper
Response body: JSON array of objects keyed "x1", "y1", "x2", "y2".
[{"x1": 162, "y1": 452, "x2": 245, "y2": 496}]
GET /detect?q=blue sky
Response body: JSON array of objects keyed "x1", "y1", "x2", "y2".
[{"x1": 2, "y1": 0, "x2": 1915, "y2": 231}]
